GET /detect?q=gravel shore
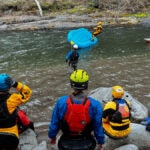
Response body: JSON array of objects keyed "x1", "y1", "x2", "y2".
[{"x1": 0, "y1": 13, "x2": 144, "y2": 31}]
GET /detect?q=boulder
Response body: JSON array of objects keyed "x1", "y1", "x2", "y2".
[
  {"x1": 33, "y1": 140, "x2": 47, "y2": 150},
  {"x1": 103, "y1": 123, "x2": 150, "y2": 150},
  {"x1": 114, "y1": 144, "x2": 139, "y2": 150},
  {"x1": 18, "y1": 128, "x2": 38, "y2": 150}
]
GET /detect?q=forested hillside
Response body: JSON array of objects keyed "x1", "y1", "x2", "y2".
[{"x1": 0, "y1": 0, "x2": 149, "y2": 17}]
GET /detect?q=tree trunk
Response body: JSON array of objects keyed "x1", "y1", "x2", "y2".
[{"x1": 34, "y1": 0, "x2": 43, "y2": 17}]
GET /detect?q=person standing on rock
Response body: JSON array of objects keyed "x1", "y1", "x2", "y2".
[
  {"x1": 102, "y1": 85, "x2": 131, "y2": 139},
  {"x1": 48, "y1": 69, "x2": 105, "y2": 150},
  {"x1": 0, "y1": 73, "x2": 32, "y2": 150}
]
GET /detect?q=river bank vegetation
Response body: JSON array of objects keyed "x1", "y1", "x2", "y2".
[
  {"x1": 0, "y1": 0, "x2": 149, "y2": 30},
  {"x1": 0, "y1": 0, "x2": 150, "y2": 18}
]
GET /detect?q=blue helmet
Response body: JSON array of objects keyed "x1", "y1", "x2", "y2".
[{"x1": 0, "y1": 74, "x2": 13, "y2": 91}]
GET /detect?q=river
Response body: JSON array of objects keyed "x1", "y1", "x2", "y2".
[{"x1": 0, "y1": 25, "x2": 150, "y2": 145}]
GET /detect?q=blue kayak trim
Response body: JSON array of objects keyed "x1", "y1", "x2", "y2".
[{"x1": 67, "y1": 28, "x2": 98, "y2": 49}]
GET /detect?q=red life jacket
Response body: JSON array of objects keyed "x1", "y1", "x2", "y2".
[
  {"x1": 16, "y1": 109, "x2": 30, "y2": 133},
  {"x1": 64, "y1": 97, "x2": 91, "y2": 133}
]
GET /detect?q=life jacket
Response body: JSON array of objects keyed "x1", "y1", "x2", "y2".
[
  {"x1": 110, "y1": 99, "x2": 130, "y2": 124},
  {"x1": 63, "y1": 96, "x2": 91, "y2": 134},
  {"x1": 93, "y1": 26, "x2": 102, "y2": 36},
  {"x1": 70, "y1": 51, "x2": 79, "y2": 62},
  {"x1": 0, "y1": 93, "x2": 16, "y2": 128}
]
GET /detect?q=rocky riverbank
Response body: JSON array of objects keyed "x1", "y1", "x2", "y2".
[{"x1": 0, "y1": 13, "x2": 146, "y2": 31}]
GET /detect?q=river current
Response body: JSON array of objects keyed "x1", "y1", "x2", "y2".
[{"x1": 0, "y1": 25, "x2": 150, "y2": 144}]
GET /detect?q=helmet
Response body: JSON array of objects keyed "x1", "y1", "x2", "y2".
[
  {"x1": 73, "y1": 44, "x2": 78, "y2": 50},
  {"x1": 112, "y1": 86, "x2": 124, "y2": 99},
  {"x1": 70, "y1": 69, "x2": 89, "y2": 90},
  {"x1": 0, "y1": 74, "x2": 12, "y2": 91},
  {"x1": 98, "y1": 21, "x2": 102, "y2": 25}
]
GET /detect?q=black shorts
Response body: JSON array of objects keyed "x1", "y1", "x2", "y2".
[{"x1": 0, "y1": 134, "x2": 19, "y2": 150}]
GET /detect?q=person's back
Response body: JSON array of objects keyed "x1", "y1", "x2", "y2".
[
  {"x1": 102, "y1": 86, "x2": 131, "y2": 139},
  {"x1": 48, "y1": 69, "x2": 104, "y2": 150},
  {"x1": 0, "y1": 73, "x2": 32, "y2": 150},
  {"x1": 65, "y1": 44, "x2": 79, "y2": 71},
  {"x1": 70, "y1": 50, "x2": 79, "y2": 62}
]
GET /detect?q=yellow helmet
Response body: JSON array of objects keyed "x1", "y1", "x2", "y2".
[
  {"x1": 112, "y1": 86, "x2": 124, "y2": 99},
  {"x1": 70, "y1": 69, "x2": 89, "y2": 90},
  {"x1": 98, "y1": 21, "x2": 102, "y2": 25}
]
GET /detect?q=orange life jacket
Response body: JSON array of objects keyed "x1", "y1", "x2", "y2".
[
  {"x1": 64, "y1": 97, "x2": 91, "y2": 134},
  {"x1": 111, "y1": 100, "x2": 130, "y2": 123}
]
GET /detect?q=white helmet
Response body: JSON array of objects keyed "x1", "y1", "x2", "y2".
[{"x1": 73, "y1": 44, "x2": 78, "y2": 49}]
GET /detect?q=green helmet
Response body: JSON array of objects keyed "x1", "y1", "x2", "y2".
[{"x1": 70, "y1": 69, "x2": 89, "y2": 90}]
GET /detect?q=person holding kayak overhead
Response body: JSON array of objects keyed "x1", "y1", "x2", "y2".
[
  {"x1": 102, "y1": 86, "x2": 131, "y2": 139},
  {"x1": 0, "y1": 73, "x2": 32, "y2": 150},
  {"x1": 48, "y1": 69, "x2": 105, "y2": 150},
  {"x1": 65, "y1": 44, "x2": 79, "y2": 71}
]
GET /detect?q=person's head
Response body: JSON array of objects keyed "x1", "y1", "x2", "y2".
[
  {"x1": 112, "y1": 86, "x2": 124, "y2": 99},
  {"x1": 73, "y1": 44, "x2": 78, "y2": 50},
  {"x1": 70, "y1": 69, "x2": 89, "y2": 90},
  {"x1": 0, "y1": 73, "x2": 13, "y2": 92},
  {"x1": 98, "y1": 21, "x2": 102, "y2": 25}
]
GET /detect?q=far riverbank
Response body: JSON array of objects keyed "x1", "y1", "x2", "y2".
[{"x1": 0, "y1": 13, "x2": 150, "y2": 31}]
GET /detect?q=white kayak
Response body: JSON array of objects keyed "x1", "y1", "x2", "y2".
[{"x1": 144, "y1": 38, "x2": 150, "y2": 43}]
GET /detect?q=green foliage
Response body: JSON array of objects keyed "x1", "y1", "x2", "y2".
[
  {"x1": 0, "y1": 0, "x2": 37, "y2": 12},
  {"x1": 134, "y1": 13, "x2": 150, "y2": 18},
  {"x1": 67, "y1": 6, "x2": 95, "y2": 15},
  {"x1": 123, "y1": 12, "x2": 150, "y2": 18},
  {"x1": 0, "y1": 0, "x2": 149, "y2": 17},
  {"x1": 40, "y1": 3, "x2": 53, "y2": 11}
]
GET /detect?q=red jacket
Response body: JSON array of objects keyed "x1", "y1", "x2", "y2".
[{"x1": 16, "y1": 109, "x2": 31, "y2": 133}]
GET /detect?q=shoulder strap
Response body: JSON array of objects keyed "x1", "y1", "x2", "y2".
[
  {"x1": 113, "y1": 100, "x2": 119, "y2": 111},
  {"x1": 114, "y1": 99, "x2": 130, "y2": 111},
  {"x1": 123, "y1": 99, "x2": 130, "y2": 110}
]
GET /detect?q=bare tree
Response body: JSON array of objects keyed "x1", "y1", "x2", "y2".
[{"x1": 34, "y1": 0, "x2": 43, "y2": 17}]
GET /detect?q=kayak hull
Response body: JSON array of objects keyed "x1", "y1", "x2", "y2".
[
  {"x1": 144, "y1": 38, "x2": 150, "y2": 43},
  {"x1": 67, "y1": 28, "x2": 98, "y2": 49}
]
